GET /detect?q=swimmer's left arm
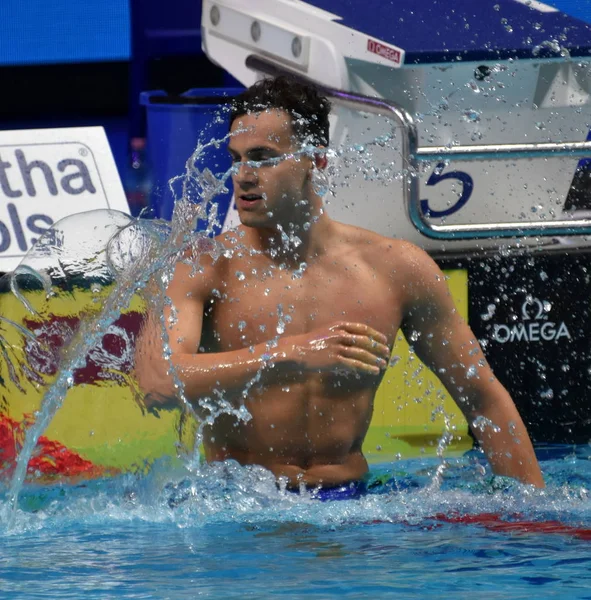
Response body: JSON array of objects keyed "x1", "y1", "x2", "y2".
[{"x1": 398, "y1": 243, "x2": 544, "y2": 488}]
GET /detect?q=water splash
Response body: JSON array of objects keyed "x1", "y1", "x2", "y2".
[
  {"x1": 472, "y1": 415, "x2": 502, "y2": 434},
  {"x1": 3, "y1": 134, "x2": 238, "y2": 525},
  {"x1": 4, "y1": 215, "x2": 189, "y2": 526},
  {"x1": 2, "y1": 449, "x2": 590, "y2": 536}
]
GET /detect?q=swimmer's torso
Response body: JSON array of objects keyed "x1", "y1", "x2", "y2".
[{"x1": 189, "y1": 224, "x2": 404, "y2": 484}]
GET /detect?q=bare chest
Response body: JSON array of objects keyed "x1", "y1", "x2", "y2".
[{"x1": 203, "y1": 255, "x2": 401, "y2": 351}]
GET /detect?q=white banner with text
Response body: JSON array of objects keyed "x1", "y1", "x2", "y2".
[{"x1": 0, "y1": 126, "x2": 129, "y2": 272}]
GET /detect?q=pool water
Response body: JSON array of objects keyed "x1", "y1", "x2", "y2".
[{"x1": 1, "y1": 446, "x2": 590, "y2": 599}]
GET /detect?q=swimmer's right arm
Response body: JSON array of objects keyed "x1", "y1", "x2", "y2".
[
  {"x1": 135, "y1": 256, "x2": 272, "y2": 410},
  {"x1": 135, "y1": 261, "x2": 389, "y2": 410}
]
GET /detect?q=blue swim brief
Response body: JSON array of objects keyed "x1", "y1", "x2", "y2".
[
  {"x1": 308, "y1": 480, "x2": 368, "y2": 502},
  {"x1": 294, "y1": 475, "x2": 419, "y2": 502}
]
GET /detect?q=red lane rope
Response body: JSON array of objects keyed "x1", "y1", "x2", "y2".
[
  {"x1": 434, "y1": 512, "x2": 591, "y2": 540},
  {"x1": 367, "y1": 511, "x2": 591, "y2": 540}
]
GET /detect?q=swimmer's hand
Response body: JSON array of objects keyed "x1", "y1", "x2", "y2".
[{"x1": 283, "y1": 322, "x2": 390, "y2": 376}]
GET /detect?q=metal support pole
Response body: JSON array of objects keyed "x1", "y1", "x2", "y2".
[{"x1": 246, "y1": 55, "x2": 591, "y2": 240}]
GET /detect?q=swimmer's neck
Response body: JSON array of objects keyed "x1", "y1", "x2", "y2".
[{"x1": 248, "y1": 209, "x2": 335, "y2": 266}]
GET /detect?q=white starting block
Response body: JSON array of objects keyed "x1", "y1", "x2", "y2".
[{"x1": 201, "y1": 0, "x2": 591, "y2": 254}]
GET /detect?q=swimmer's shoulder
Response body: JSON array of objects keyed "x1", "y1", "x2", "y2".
[
  {"x1": 336, "y1": 222, "x2": 431, "y2": 275},
  {"x1": 169, "y1": 230, "x2": 239, "y2": 297}
]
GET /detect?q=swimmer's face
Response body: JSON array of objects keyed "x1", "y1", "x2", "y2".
[{"x1": 228, "y1": 109, "x2": 313, "y2": 229}]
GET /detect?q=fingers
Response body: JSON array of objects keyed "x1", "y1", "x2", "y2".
[
  {"x1": 340, "y1": 346, "x2": 388, "y2": 370},
  {"x1": 339, "y1": 333, "x2": 390, "y2": 360},
  {"x1": 337, "y1": 322, "x2": 388, "y2": 346},
  {"x1": 338, "y1": 356, "x2": 382, "y2": 376}
]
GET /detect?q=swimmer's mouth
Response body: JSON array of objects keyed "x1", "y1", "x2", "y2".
[{"x1": 238, "y1": 194, "x2": 264, "y2": 205}]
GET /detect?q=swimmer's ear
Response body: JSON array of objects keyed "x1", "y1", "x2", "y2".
[{"x1": 313, "y1": 150, "x2": 327, "y2": 171}]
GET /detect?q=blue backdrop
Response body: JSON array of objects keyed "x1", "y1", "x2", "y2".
[
  {"x1": 549, "y1": 0, "x2": 591, "y2": 22},
  {"x1": 0, "y1": 0, "x2": 130, "y2": 65}
]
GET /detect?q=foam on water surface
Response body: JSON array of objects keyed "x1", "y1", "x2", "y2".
[{"x1": 1, "y1": 448, "x2": 589, "y2": 535}]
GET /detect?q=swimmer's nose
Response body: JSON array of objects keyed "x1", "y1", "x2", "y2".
[
  {"x1": 236, "y1": 178, "x2": 257, "y2": 193},
  {"x1": 234, "y1": 161, "x2": 258, "y2": 188}
]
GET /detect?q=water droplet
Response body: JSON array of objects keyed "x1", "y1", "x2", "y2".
[
  {"x1": 276, "y1": 304, "x2": 285, "y2": 335},
  {"x1": 236, "y1": 271, "x2": 246, "y2": 281},
  {"x1": 481, "y1": 303, "x2": 496, "y2": 321},
  {"x1": 389, "y1": 355, "x2": 401, "y2": 367},
  {"x1": 238, "y1": 321, "x2": 246, "y2": 331},
  {"x1": 433, "y1": 162, "x2": 446, "y2": 176},
  {"x1": 532, "y1": 39, "x2": 562, "y2": 57},
  {"x1": 471, "y1": 415, "x2": 501, "y2": 433},
  {"x1": 462, "y1": 109, "x2": 481, "y2": 123}
]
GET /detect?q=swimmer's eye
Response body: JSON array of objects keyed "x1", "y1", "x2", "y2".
[
  {"x1": 247, "y1": 150, "x2": 278, "y2": 163},
  {"x1": 228, "y1": 149, "x2": 281, "y2": 167}
]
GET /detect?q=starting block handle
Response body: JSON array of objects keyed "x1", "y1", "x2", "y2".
[{"x1": 246, "y1": 55, "x2": 591, "y2": 241}]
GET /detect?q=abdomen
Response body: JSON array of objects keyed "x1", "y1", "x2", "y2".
[{"x1": 206, "y1": 379, "x2": 374, "y2": 467}]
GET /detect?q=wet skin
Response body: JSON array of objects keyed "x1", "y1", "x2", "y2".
[
  {"x1": 136, "y1": 109, "x2": 544, "y2": 489},
  {"x1": 198, "y1": 225, "x2": 402, "y2": 486}
]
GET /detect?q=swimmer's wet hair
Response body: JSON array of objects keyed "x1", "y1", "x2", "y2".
[{"x1": 230, "y1": 76, "x2": 331, "y2": 147}]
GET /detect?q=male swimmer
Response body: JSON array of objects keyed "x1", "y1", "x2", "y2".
[{"x1": 136, "y1": 77, "x2": 544, "y2": 490}]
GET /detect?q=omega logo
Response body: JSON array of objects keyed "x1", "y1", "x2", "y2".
[{"x1": 492, "y1": 296, "x2": 571, "y2": 344}]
